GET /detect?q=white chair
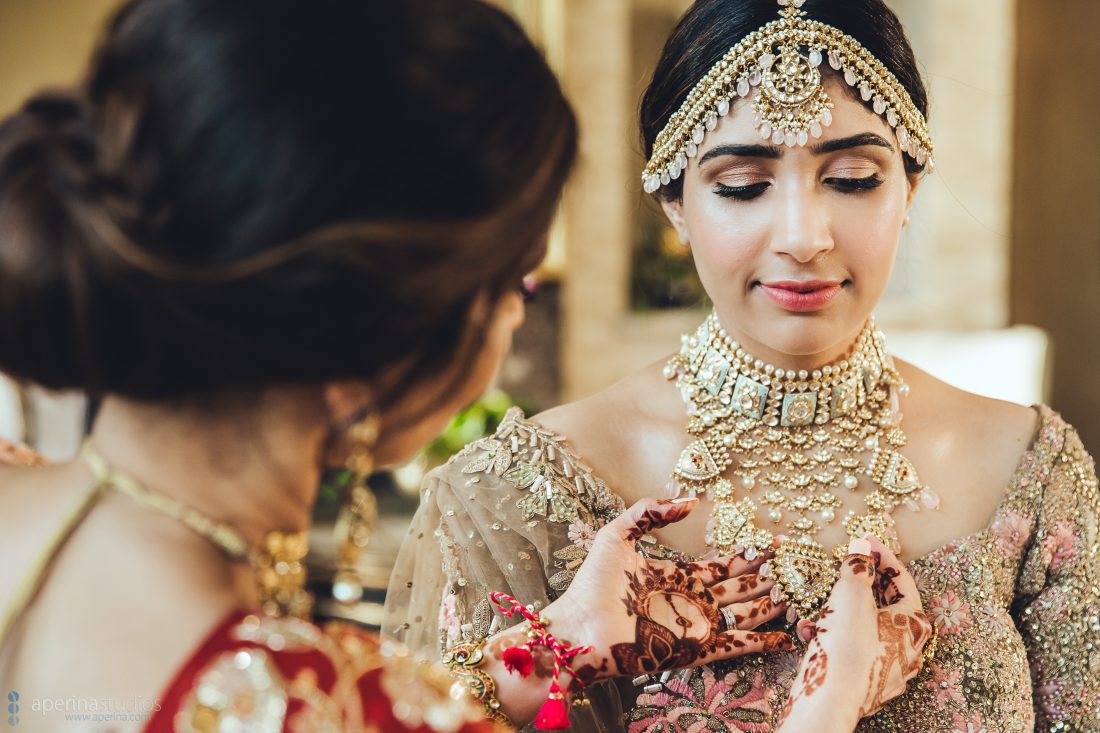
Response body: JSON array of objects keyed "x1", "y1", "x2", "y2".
[
  {"x1": 0, "y1": 373, "x2": 87, "y2": 461},
  {"x1": 887, "y1": 326, "x2": 1050, "y2": 406},
  {"x1": 0, "y1": 372, "x2": 25, "y2": 442}
]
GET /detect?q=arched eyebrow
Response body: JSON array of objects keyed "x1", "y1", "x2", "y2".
[
  {"x1": 698, "y1": 144, "x2": 781, "y2": 164},
  {"x1": 697, "y1": 133, "x2": 895, "y2": 165},
  {"x1": 810, "y1": 133, "x2": 895, "y2": 155}
]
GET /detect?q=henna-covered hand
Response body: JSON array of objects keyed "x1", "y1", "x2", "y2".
[
  {"x1": 776, "y1": 535, "x2": 933, "y2": 731},
  {"x1": 542, "y1": 497, "x2": 793, "y2": 686}
]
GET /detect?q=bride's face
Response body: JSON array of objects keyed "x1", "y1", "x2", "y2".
[{"x1": 660, "y1": 73, "x2": 917, "y2": 366}]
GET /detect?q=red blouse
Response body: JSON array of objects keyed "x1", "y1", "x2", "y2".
[{"x1": 148, "y1": 609, "x2": 503, "y2": 733}]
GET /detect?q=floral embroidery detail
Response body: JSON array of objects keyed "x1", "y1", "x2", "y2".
[
  {"x1": 461, "y1": 408, "x2": 623, "y2": 525},
  {"x1": 1040, "y1": 519, "x2": 1079, "y2": 571},
  {"x1": 567, "y1": 520, "x2": 598, "y2": 550},
  {"x1": 440, "y1": 593, "x2": 462, "y2": 643},
  {"x1": 925, "y1": 663, "x2": 965, "y2": 709},
  {"x1": 548, "y1": 543, "x2": 588, "y2": 593},
  {"x1": 511, "y1": 461, "x2": 581, "y2": 523},
  {"x1": 461, "y1": 438, "x2": 513, "y2": 476},
  {"x1": 766, "y1": 651, "x2": 801, "y2": 698},
  {"x1": 928, "y1": 590, "x2": 973, "y2": 636},
  {"x1": 909, "y1": 563, "x2": 939, "y2": 597},
  {"x1": 990, "y1": 509, "x2": 1032, "y2": 555},
  {"x1": 627, "y1": 667, "x2": 772, "y2": 732},
  {"x1": 951, "y1": 711, "x2": 988, "y2": 733}
]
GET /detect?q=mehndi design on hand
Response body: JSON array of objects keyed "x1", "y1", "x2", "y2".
[
  {"x1": 777, "y1": 539, "x2": 932, "y2": 729},
  {"x1": 547, "y1": 497, "x2": 794, "y2": 688}
]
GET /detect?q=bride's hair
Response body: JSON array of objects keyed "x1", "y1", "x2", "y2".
[
  {"x1": 640, "y1": 0, "x2": 928, "y2": 201},
  {"x1": 0, "y1": 0, "x2": 576, "y2": 407}
]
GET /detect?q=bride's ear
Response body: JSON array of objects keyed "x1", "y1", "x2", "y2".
[
  {"x1": 660, "y1": 197, "x2": 691, "y2": 246},
  {"x1": 905, "y1": 171, "x2": 922, "y2": 208}
]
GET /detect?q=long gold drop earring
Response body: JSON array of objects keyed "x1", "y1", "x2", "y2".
[{"x1": 331, "y1": 411, "x2": 380, "y2": 606}]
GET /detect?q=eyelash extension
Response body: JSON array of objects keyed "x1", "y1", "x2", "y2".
[
  {"x1": 713, "y1": 182, "x2": 770, "y2": 200},
  {"x1": 713, "y1": 174, "x2": 883, "y2": 200},
  {"x1": 825, "y1": 174, "x2": 884, "y2": 191}
]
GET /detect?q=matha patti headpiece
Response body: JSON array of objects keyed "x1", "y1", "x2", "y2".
[{"x1": 642, "y1": 0, "x2": 934, "y2": 194}]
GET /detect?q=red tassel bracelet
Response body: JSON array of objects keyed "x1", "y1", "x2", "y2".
[
  {"x1": 501, "y1": 645, "x2": 535, "y2": 677},
  {"x1": 489, "y1": 591, "x2": 593, "y2": 731},
  {"x1": 533, "y1": 681, "x2": 571, "y2": 730}
]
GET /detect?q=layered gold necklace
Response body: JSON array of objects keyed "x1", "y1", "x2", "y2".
[{"x1": 665, "y1": 313, "x2": 940, "y2": 620}]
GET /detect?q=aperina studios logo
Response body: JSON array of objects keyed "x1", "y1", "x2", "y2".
[{"x1": 6, "y1": 691, "x2": 18, "y2": 727}]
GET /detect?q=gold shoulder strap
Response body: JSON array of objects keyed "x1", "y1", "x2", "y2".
[{"x1": 0, "y1": 455, "x2": 107, "y2": 649}]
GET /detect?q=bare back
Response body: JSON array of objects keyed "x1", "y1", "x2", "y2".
[{"x1": 0, "y1": 461, "x2": 239, "y2": 732}]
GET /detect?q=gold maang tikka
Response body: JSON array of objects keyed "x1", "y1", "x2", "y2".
[
  {"x1": 666, "y1": 313, "x2": 940, "y2": 621},
  {"x1": 642, "y1": 0, "x2": 934, "y2": 194}
]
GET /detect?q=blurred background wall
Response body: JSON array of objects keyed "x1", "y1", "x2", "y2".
[{"x1": 1, "y1": 0, "x2": 1098, "y2": 452}]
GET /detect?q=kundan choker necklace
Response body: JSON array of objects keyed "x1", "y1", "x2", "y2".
[{"x1": 665, "y1": 312, "x2": 940, "y2": 620}]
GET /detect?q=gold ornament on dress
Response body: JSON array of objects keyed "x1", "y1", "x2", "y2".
[
  {"x1": 642, "y1": 0, "x2": 934, "y2": 194},
  {"x1": 664, "y1": 313, "x2": 941, "y2": 620}
]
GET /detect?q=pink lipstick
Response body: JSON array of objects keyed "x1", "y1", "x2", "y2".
[{"x1": 759, "y1": 280, "x2": 844, "y2": 312}]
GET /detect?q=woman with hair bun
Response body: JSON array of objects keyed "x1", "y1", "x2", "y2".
[
  {"x1": 388, "y1": 0, "x2": 1100, "y2": 731},
  {"x1": 0, "y1": 0, "x2": 814, "y2": 730}
]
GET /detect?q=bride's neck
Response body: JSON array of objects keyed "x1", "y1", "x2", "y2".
[
  {"x1": 87, "y1": 391, "x2": 328, "y2": 549},
  {"x1": 714, "y1": 317, "x2": 867, "y2": 374}
]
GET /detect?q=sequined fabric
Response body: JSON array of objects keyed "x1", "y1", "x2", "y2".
[{"x1": 383, "y1": 406, "x2": 1100, "y2": 732}]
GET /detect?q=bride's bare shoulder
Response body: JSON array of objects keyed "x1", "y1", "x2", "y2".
[
  {"x1": 534, "y1": 358, "x2": 676, "y2": 438},
  {"x1": 532, "y1": 357, "x2": 684, "y2": 485},
  {"x1": 897, "y1": 358, "x2": 1040, "y2": 481}
]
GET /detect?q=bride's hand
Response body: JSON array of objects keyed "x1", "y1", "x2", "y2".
[
  {"x1": 544, "y1": 496, "x2": 794, "y2": 687},
  {"x1": 776, "y1": 535, "x2": 933, "y2": 732}
]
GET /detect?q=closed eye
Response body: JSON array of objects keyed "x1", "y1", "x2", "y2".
[
  {"x1": 713, "y1": 181, "x2": 771, "y2": 201},
  {"x1": 825, "y1": 174, "x2": 884, "y2": 192}
]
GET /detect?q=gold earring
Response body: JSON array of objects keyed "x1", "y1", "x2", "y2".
[{"x1": 332, "y1": 412, "x2": 380, "y2": 605}]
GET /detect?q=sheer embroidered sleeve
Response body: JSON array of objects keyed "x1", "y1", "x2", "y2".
[
  {"x1": 382, "y1": 408, "x2": 626, "y2": 731},
  {"x1": 1012, "y1": 414, "x2": 1100, "y2": 731}
]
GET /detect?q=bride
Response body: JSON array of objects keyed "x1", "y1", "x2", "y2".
[{"x1": 385, "y1": 0, "x2": 1100, "y2": 730}]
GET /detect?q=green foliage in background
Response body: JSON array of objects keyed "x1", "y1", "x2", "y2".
[
  {"x1": 632, "y1": 205, "x2": 705, "y2": 310},
  {"x1": 425, "y1": 389, "x2": 525, "y2": 465},
  {"x1": 315, "y1": 389, "x2": 528, "y2": 508}
]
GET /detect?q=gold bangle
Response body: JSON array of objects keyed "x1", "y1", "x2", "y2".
[{"x1": 442, "y1": 638, "x2": 512, "y2": 726}]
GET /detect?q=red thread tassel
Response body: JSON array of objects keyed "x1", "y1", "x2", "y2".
[
  {"x1": 534, "y1": 681, "x2": 570, "y2": 731},
  {"x1": 501, "y1": 646, "x2": 534, "y2": 677}
]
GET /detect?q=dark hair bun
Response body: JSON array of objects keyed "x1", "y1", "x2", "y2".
[
  {"x1": 0, "y1": 0, "x2": 577, "y2": 402},
  {"x1": 0, "y1": 91, "x2": 122, "y2": 393}
]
